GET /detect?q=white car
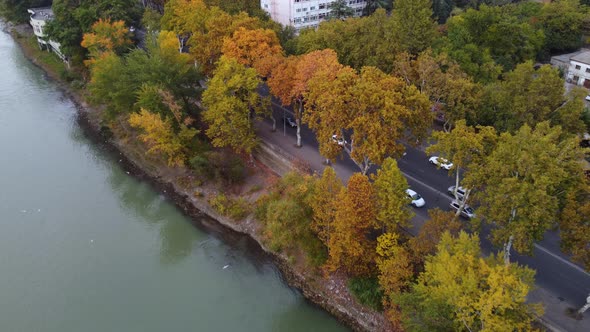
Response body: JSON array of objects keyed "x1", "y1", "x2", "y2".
[
  {"x1": 448, "y1": 186, "x2": 467, "y2": 200},
  {"x1": 449, "y1": 200, "x2": 476, "y2": 219},
  {"x1": 331, "y1": 134, "x2": 347, "y2": 146},
  {"x1": 406, "y1": 189, "x2": 425, "y2": 208},
  {"x1": 429, "y1": 156, "x2": 453, "y2": 170},
  {"x1": 585, "y1": 95, "x2": 590, "y2": 101}
]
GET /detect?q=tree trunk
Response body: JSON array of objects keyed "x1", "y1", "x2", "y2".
[
  {"x1": 270, "y1": 115, "x2": 276, "y2": 132},
  {"x1": 503, "y1": 235, "x2": 514, "y2": 265},
  {"x1": 296, "y1": 102, "x2": 303, "y2": 147},
  {"x1": 454, "y1": 168, "x2": 461, "y2": 201}
]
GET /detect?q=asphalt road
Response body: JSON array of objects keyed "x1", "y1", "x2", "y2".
[{"x1": 259, "y1": 94, "x2": 590, "y2": 315}]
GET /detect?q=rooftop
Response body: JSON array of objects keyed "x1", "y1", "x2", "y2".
[
  {"x1": 27, "y1": 7, "x2": 54, "y2": 21},
  {"x1": 570, "y1": 50, "x2": 590, "y2": 65}
]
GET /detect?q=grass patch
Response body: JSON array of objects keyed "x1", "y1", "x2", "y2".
[
  {"x1": 208, "y1": 193, "x2": 251, "y2": 220},
  {"x1": 348, "y1": 276, "x2": 384, "y2": 311}
]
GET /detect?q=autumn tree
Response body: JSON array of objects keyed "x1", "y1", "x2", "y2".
[
  {"x1": 372, "y1": 158, "x2": 413, "y2": 232},
  {"x1": 394, "y1": 50, "x2": 482, "y2": 131},
  {"x1": 161, "y1": 0, "x2": 209, "y2": 53},
  {"x1": 267, "y1": 49, "x2": 343, "y2": 147},
  {"x1": 129, "y1": 108, "x2": 197, "y2": 167},
  {"x1": 397, "y1": 231, "x2": 542, "y2": 331},
  {"x1": 390, "y1": 0, "x2": 437, "y2": 55},
  {"x1": 202, "y1": 56, "x2": 266, "y2": 156},
  {"x1": 464, "y1": 122, "x2": 586, "y2": 264},
  {"x1": 45, "y1": 0, "x2": 141, "y2": 61},
  {"x1": 81, "y1": 19, "x2": 132, "y2": 65},
  {"x1": 376, "y1": 232, "x2": 414, "y2": 321},
  {"x1": 308, "y1": 167, "x2": 343, "y2": 250},
  {"x1": 327, "y1": 173, "x2": 377, "y2": 276},
  {"x1": 221, "y1": 27, "x2": 284, "y2": 76},
  {"x1": 559, "y1": 181, "x2": 590, "y2": 271},
  {"x1": 427, "y1": 120, "x2": 497, "y2": 216},
  {"x1": 408, "y1": 208, "x2": 462, "y2": 268},
  {"x1": 305, "y1": 65, "x2": 432, "y2": 174}
]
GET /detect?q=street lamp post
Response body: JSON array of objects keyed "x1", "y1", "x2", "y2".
[{"x1": 283, "y1": 109, "x2": 286, "y2": 136}]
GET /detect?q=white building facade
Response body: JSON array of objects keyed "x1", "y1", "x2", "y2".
[
  {"x1": 260, "y1": 0, "x2": 367, "y2": 32},
  {"x1": 566, "y1": 51, "x2": 590, "y2": 89},
  {"x1": 27, "y1": 7, "x2": 65, "y2": 61}
]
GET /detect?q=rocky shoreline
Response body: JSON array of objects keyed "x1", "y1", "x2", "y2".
[{"x1": 4, "y1": 22, "x2": 391, "y2": 332}]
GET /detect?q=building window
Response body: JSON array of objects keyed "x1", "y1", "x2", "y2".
[
  {"x1": 575, "y1": 65, "x2": 581, "y2": 70},
  {"x1": 296, "y1": 8, "x2": 302, "y2": 12},
  {"x1": 303, "y1": 7, "x2": 308, "y2": 11},
  {"x1": 573, "y1": 75, "x2": 580, "y2": 83},
  {"x1": 586, "y1": 68, "x2": 590, "y2": 73},
  {"x1": 319, "y1": 3, "x2": 326, "y2": 9},
  {"x1": 310, "y1": 6, "x2": 315, "y2": 10}
]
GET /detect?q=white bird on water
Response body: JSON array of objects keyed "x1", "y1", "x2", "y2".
[{"x1": 222, "y1": 264, "x2": 230, "y2": 270}]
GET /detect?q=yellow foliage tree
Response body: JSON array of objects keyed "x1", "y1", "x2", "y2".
[
  {"x1": 308, "y1": 166, "x2": 343, "y2": 249},
  {"x1": 327, "y1": 173, "x2": 377, "y2": 276},
  {"x1": 129, "y1": 109, "x2": 197, "y2": 167}
]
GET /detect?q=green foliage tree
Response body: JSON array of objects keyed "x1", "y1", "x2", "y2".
[
  {"x1": 295, "y1": 9, "x2": 398, "y2": 72},
  {"x1": 538, "y1": 0, "x2": 589, "y2": 54},
  {"x1": 442, "y1": 4, "x2": 544, "y2": 74},
  {"x1": 372, "y1": 158, "x2": 413, "y2": 232},
  {"x1": 202, "y1": 56, "x2": 265, "y2": 156},
  {"x1": 464, "y1": 122, "x2": 586, "y2": 264},
  {"x1": 363, "y1": 0, "x2": 392, "y2": 16},
  {"x1": 478, "y1": 62, "x2": 586, "y2": 136},
  {"x1": 398, "y1": 231, "x2": 542, "y2": 332},
  {"x1": 256, "y1": 172, "x2": 327, "y2": 266},
  {"x1": 0, "y1": 0, "x2": 52, "y2": 23},
  {"x1": 327, "y1": 0, "x2": 355, "y2": 19},
  {"x1": 87, "y1": 31, "x2": 201, "y2": 119},
  {"x1": 46, "y1": 0, "x2": 141, "y2": 61},
  {"x1": 390, "y1": 0, "x2": 438, "y2": 55},
  {"x1": 432, "y1": 0, "x2": 455, "y2": 24}
]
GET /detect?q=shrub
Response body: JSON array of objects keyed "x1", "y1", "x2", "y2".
[
  {"x1": 208, "y1": 193, "x2": 251, "y2": 221},
  {"x1": 348, "y1": 276, "x2": 384, "y2": 311}
]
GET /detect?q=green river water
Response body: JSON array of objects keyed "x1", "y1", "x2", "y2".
[{"x1": 0, "y1": 25, "x2": 348, "y2": 332}]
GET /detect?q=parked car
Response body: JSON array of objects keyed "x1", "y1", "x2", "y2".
[
  {"x1": 331, "y1": 134, "x2": 347, "y2": 146},
  {"x1": 449, "y1": 200, "x2": 476, "y2": 219},
  {"x1": 447, "y1": 186, "x2": 467, "y2": 200},
  {"x1": 406, "y1": 189, "x2": 425, "y2": 208},
  {"x1": 585, "y1": 95, "x2": 590, "y2": 102},
  {"x1": 283, "y1": 116, "x2": 297, "y2": 128},
  {"x1": 429, "y1": 156, "x2": 453, "y2": 170}
]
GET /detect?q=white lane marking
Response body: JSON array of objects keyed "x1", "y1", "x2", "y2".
[
  {"x1": 534, "y1": 243, "x2": 590, "y2": 277},
  {"x1": 403, "y1": 168, "x2": 590, "y2": 277},
  {"x1": 267, "y1": 103, "x2": 589, "y2": 277}
]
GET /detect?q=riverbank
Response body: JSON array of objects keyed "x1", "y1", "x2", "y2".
[{"x1": 5, "y1": 22, "x2": 392, "y2": 332}]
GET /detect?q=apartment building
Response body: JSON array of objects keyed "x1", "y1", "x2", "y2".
[{"x1": 260, "y1": 0, "x2": 367, "y2": 32}]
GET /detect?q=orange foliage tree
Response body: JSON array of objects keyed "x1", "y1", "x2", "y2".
[
  {"x1": 267, "y1": 49, "x2": 344, "y2": 147},
  {"x1": 81, "y1": 18, "x2": 131, "y2": 64},
  {"x1": 221, "y1": 27, "x2": 283, "y2": 76},
  {"x1": 327, "y1": 173, "x2": 377, "y2": 276}
]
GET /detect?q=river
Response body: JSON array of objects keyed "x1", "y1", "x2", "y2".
[{"x1": 0, "y1": 26, "x2": 348, "y2": 332}]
